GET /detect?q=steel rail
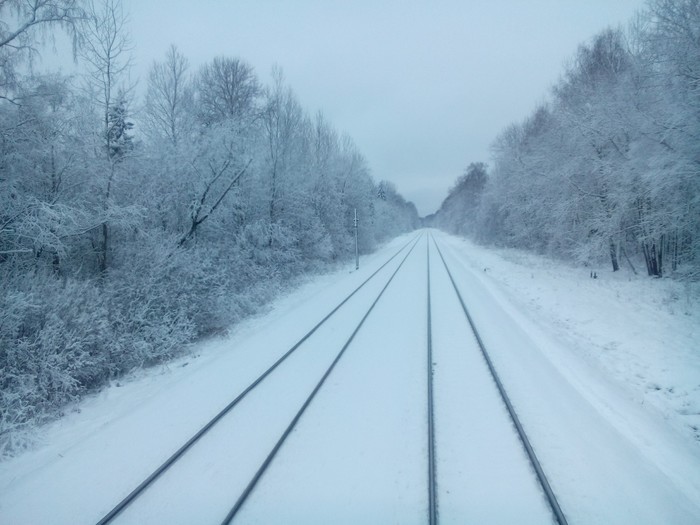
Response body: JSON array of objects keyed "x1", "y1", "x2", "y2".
[
  {"x1": 426, "y1": 240, "x2": 438, "y2": 525},
  {"x1": 220, "y1": 232, "x2": 422, "y2": 524},
  {"x1": 95, "y1": 233, "x2": 422, "y2": 525},
  {"x1": 430, "y1": 234, "x2": 569, "y2": 525}
]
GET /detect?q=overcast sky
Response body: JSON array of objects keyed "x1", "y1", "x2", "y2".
[{"x1": 120, "y1": 0, "x2": 646, "y2": 216}]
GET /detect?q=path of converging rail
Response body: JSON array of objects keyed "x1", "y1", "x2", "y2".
[{"x1": 93, "y1": 232, "x2": 567, "y2": 525}]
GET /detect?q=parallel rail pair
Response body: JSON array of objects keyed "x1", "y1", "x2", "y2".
[{"x1": 426, "y1": 234, "x2": 567, "y2": 525}]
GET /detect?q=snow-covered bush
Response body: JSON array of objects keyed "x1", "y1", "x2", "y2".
[
  {"x1": 0, "y1": 276, "x2": 115, "y2": 457},
  {"x1": 105, "y1": 234, "x2": 197, "y2": 366}
]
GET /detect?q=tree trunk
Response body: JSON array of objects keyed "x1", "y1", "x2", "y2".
[
  {"x1": 643, "y1": 239, "x2": 662, "y2": 277},
  {"x1": 609, "y1": 238, "x2": 620, "y2": 272},
  {"x1": 99, "y1": 163, "x2": 116, "y2": 273},
  {"x1": 621, "y1": 245, "x2": 637, "y2": 275},
  {"x1": 99, "y1": 221, "x2": 109, "y2": 273},
  {"x1": 268, "y1": 160, "x2": 278, "y2": 248}
]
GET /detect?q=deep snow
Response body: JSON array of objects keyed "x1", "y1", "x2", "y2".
[{"x1": 0, "y1": 230, "x2": 698, "y2": 524}]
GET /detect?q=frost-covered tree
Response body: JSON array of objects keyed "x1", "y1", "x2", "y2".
[
  {"x1": 373, "y1": 180, "x2": 419, "y2": 241},
  {"x1": 78, "y1": 0, "x2": 134, "y2": 273},
  {"x1": 106, "y1": 89, "x2": 133, "y2": 160},
  {"x1": 0, "y1": 74, "x2": 94, "y2": 273},
  {"x1": 0, "y1": 5, "x2": 418, "y2": 457},
  {"x1": 438, "y1": 9, "x2": 699, "y2": 280},
  {"x1": 144, "y1": 45, "x2": 193, "y2": 148},
  {"x1": 630, "y1": 0, "x2": 700, "y2": 277},
  {"x1": 260, "y1": 68, "x2": 305, "y2": 235},
  {"x1": 176, "y1": 126, "x2": 252, "y2": 248},
  {"x1": 0, "y1": 0, "x2": 83, "y2": 101},
  {"x1": 435, "y1": 162, "x2": 487, "y2": 236},
  {"x1": 195, "y1": 56, "x2": 260, "y2": 127}
]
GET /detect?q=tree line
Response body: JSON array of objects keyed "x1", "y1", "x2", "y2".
[
  {"x1": 0, "y1": 0, "x2": 418, "y2": 456},
  {"x1": 430, "y1": 0, "x2": 699, "y2": 280}
]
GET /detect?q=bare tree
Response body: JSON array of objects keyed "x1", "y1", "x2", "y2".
[
  {"x1": 144, "y1": 44, "x2": 192, "y2": 148},
  {"x1": 79, "y1": 0, "x2": 133, "y2": 153},
  {"x1": 195, "y1": 56, "x2": 260, "y2": 126},
  {"x1": 261, "y1": 67, "x2": 303, "y2": 229},
  {"x1": 78, "y1": 0, "x2": 133, "y2": 272}
]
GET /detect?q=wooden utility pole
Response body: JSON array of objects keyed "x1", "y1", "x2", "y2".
[{"x1": 354, "y1": 208, "x2": 359, "y2": 270}]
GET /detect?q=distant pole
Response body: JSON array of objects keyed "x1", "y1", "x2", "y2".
[{"x1": 354, "y1": 208, "x2": 359, "y2": 270}]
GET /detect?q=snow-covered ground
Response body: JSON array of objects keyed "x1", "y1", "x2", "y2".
[
  {"x1": 1, "y1": 230, "x2": 699, "y2": 524},
  {"x1": 439, "y1": 234, "x2": 700, "y2": 444},
  {"x1": 436, "y1": 232, "x2": 700, "y2": 523}
]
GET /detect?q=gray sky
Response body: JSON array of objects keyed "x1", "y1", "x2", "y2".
[{"x1": 121, "y1": 0, "x2": 646, "y2": 216}]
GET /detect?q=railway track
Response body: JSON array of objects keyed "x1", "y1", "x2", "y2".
[
  {"x1": 95, "y1": 234, "x2": 422, "y2": 525},
  {"x1": 215, "y1": 233, "x2": 567, "y2": 524},
  {"x1": 97, "y1": 231, "x2": 568, "y2": 524},
  {"x1": 218, "y1": 236, "x2": 421, "y2": 524},
  {"x1": 428, "y1": 233, "x2": 568, "y2": 525}
]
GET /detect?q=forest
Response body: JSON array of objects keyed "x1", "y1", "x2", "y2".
[
  {"x1": 0, "y1": 0, "x2": 418, "y2": 456},
  {"x1": 431, "y1": 0, "x2": 699, "y2": 281}
]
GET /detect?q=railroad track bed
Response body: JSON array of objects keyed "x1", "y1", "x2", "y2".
[
  {"x1": 99, "y1": 233, "x2": 565, "y2": 524},
  {"x1": 225, "y1": 234, "x2": 563, "y2": 524},
  {"x1": 228, "y1": 233, "x2": 430, "y2": 524},
  {"x1": 429, "y1": 237, "x2": 558, "y2": 523}
]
